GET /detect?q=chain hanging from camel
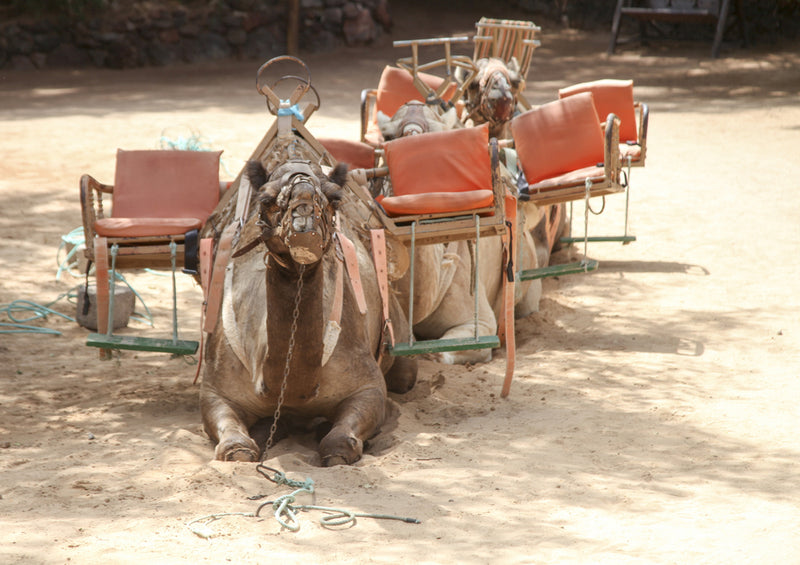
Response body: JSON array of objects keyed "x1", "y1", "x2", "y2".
[{"x1": 261, "y1": 262, "x2": 305, "y2": 461}]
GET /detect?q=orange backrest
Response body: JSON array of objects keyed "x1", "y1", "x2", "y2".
[
  {"x1": 384, "y1": 124, "x2": 492, "y2": 196},
  {"x1": 559, "y1": 79, "x2": 638, "y2": 143},
  {"x1": 113, "y1": 149, "x2": 222, "y2": 220},
  {"x1": 375, "y1": 66, "x2": 458, "y2": 121},
  {"x1": 510, "y1": 92, "x2": 604, "y2": 185},
  {"x1": 318, "y1": 138, "x2": 375, "y2": 169}
]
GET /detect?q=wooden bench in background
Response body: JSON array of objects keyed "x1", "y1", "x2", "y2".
[{"x1": 608, "y1": 0, "x2": 748, "y2": 58}]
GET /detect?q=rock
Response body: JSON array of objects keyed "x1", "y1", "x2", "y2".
[
  {"x1": 198, "y1": 31, "x2": 232, "y2": 60},
  {"x1": 32, "y1": 31, "x2": 61, "y2": 53},
  {"x1": 179, "y1": 22, "x2": 202, "y2": 38},
  {"x1": 227, "y1": 28, "x2": 247, "y2": 46},
  {"x1": 243, "y1": 27, "x2": 282, "y2": 61},
  {"x1": 30, "y1": 53, "x2": 47, "y2": 69},
  {"x1": 372, "y1": 0, "x2": 392, "y2": 30},
  {"x1": 8, "y1": 27, "x2": 35, "y2": 55},
  {"x1": 148, "y1": 42, "x2": 179, "y2": 66},
  {"x1": 104, "y1": 39, "x2": 141, "y2": 69},
  {"x1": 342, "y1": 2, "x2": 360, "y2": 19},
  {"x1": 75, "y1": 283, "x2": 135, "y2": 332},
  {"x1": 323, "y1": 7, "x2": 343, "y2": 26},
  {"x1": 159, "y1": 29, "x2": 181, "y2": 44},
  {"x1": 47, "y1": 43, "x2": 93, "y2": 68},
  {"x1": 342, "y1": 8, "x2": 376, "y2": 46},
  {"x1": 8, "y1": 54, "x2": 35, "y2": 70}
]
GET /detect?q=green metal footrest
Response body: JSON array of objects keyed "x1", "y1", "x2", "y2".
[
  {"x1": 518, "y1": 259, "x2": 599, "y2": 281},
  {"x1": 389, "y1": 335, "x2": 500, "y2": 356},
  {"x1": 560, "y1": 235, "x2": 636, "y2": 245},
  {"x1": 87, "y1": 333, "x2": 199, "y2": 355}
]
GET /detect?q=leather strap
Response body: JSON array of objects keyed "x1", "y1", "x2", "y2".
[
  {"x1": 370, "y1": 229, "x2": 394, "y2": 362},
  {"x1": 203, "y1": 223, "x2": 235, "y2": 333},
  {"x1": 321, "y1": 251, "x2": 345, "y2": 366},
  {"x1": 500, "y1": 191, "x2": 517, "y2": 398},
  {"x1": 194, "y1": 238, "x2": 215, "y2": 384},
  {"x1": 201, "y1": 173, "x2": 254, "y2": 335},
  {"x1": 336, "y1": 231, "x2": 368, "y2": 315},
  {"x1": 199, "y1": 238, "x2": 213, "y2": 301}
]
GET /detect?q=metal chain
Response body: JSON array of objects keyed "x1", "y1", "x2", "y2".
[{"x1": 261, "y1": 263, "x2": 305, "y2": 461}]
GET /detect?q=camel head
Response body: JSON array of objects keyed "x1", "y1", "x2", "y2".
[
  {"x1": 462, "y1": 57, "x2": 523, "y2": 132},
  {"x1": 250, "y1": 159, "x2": 346, "y2": 267},
  {"x1": 376, "y1": 100, "x2": 461, "y2": 141}
]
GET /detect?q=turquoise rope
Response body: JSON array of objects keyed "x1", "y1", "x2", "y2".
[
  {"x1": 158, "y1": 127, "x2": 234, "y2": 177},
  {"x1": 56, "y1": 227, "x2": 87, "y2": 281},
  {"x1": 0, "y1": 290, "x2": 77, "y2": 335},
  {"x1": 55, "y1": 228, "x2": 153, "y2": 326},
  {"x1": 185, "y1": 466, "x2": 420, "y2": 538}
]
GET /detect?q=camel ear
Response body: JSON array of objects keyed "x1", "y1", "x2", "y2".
[
  {"x1": 377, "y1": 110, "x2": 399, "y2": 139},
  {"x1": 246, "y1": 159, "x2": 268, "y2": 188},
  {"x1": 328, "y1": 162, "x2": 348, "y2": 187},
  {"x1": 320, "y1": 164, "x2": 346, "y2": 209},
  {"x1": 508, "y1": 56, "x2": 521, "y2": 74}
]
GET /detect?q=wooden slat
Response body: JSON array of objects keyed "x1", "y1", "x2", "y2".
[
  {"x1": 524, "y1": 183, "x2": 624, "y2": 207},
  {"x1": 559, "y1": 235, "x2": 636, "y2": 245},
  {"x1": 87, "y1": 333, "x2": 199, "y2": 355},
  {"x1": 390, "y1": 335, "x2": 500, "y2": 356},
  {"x1": 518, "y1": 259, "x2": 599, "y2": 281},
  {"x1": 389, "y1": 217, "x2": 506, "y2": 246}
]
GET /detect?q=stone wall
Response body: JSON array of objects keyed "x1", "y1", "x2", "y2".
[{"x1": 0, "y1": 0, "x2": 392, "y2": 70}]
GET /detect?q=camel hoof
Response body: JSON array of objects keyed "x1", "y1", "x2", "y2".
[
  {"x1": 321, "y1": 454, "x2": 351, "y2": 467},
  {"x1": 385, "y1": 357, "x2": 418, "y2": 394},
  {"x1": 319, "y1": 432, "x2": 362, "y2": 466},
  {"x1": 216, "y1": 437, "x2": 259, "y2": 462},
  {"x1": 225, "y1": 447, "x2": 258, "y2": 462}
]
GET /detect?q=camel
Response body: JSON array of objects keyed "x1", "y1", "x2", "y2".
[
  {"x1": 459, "y1": 57, "x2": 524, "y2": 140},
  {"x1": 200, "y1": 138, "x2": 416, "y2": 466},
  {"x1": 373, "y1": 100, "x2": 545, "y2": 365}
]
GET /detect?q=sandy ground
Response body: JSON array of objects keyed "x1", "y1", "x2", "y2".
[{"x1": 2, "y1": 4, "x2": 800, "y2": 564}]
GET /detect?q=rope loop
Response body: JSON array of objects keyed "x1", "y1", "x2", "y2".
[{"x1": 256, "y1": 464, "x2": 315, "y2": 491}]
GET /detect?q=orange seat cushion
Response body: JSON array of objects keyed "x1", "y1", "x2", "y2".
[
  {"x1": 380, "y1": 189, "x2": 494, "y2": 216},
  {"x1": 112, "y1": 149, "x2": 222, "y2": 221},
  {"x1": 383, "y1": 124, "x2": 492, "y2": 210},
  {"x1": 559, "y1": 79, "x2": 638, "y2": 144},
  {"x1": 318, "y1": 138, "x2": 375, "y2": 169},
  {"x1": 94, "y1": 217, "x2": 203, "y2": 238},
  {"x1": 527, "y1": 165, "x2": 607, "y2": 193},
  {"x1": 620, "y1": 142, "x2": 642, "y2": 162},
  {"x1": 375, "y1": 66, "x2": 458, "y2": 121},
  {"x1": 511, "y1": 93, "x2": 604, "y2": 185}
]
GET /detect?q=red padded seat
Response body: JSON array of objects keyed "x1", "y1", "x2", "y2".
[
  {"x1": 364, "y1": 66, "x2": 459, "y2": 146},
  {"x1": 511, "y1": 92, "x2": 604, "y2": 188},
  {"x1": 99, "y1": 149, "x2": 222, "y2": 238},
  {"x1": 380, "y1": 124, "x2": 494, "y2": 217},
  {"x1": 318, "y1": 138, "x2": 376, "y2": 169}
]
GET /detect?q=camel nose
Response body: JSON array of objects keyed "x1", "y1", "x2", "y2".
[
  {"x1": 288, "y1": 183, "x2": 318, "y2": 232},
  {"x1": 492, "y1": 95, "x2": 514, "y2": 122},
  {"x1": 291, "y1": 203, "x2": 315, "y2": 232}
]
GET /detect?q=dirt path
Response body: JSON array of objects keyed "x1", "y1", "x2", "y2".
[{"x1": 1, "y1": 5, "x2": 800, "y2": 564}]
